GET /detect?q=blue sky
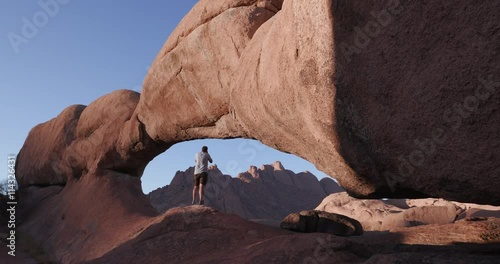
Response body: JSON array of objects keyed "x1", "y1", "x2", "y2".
[{"x1": 0, "y1": 1, "x2": 332, "y2": 194}]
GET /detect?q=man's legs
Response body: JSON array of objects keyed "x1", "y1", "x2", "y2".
[
  {"x1": 199, "y1": 184, "x2": 204, "y2": 205},
  {"x1": 192, "y1": 185, "x2": 199, "y2": 204},
  {"x1": 198, "y1": 172, "x2": 208, "y2": 205}
]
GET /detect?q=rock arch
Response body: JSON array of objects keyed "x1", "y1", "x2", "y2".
[{"x1": 17, "y1": 0, "x2": 500, "y2": 205}]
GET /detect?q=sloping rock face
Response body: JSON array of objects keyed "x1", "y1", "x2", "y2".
[
  {"x1": 16, "y1": 90, "x2": 167, "y2": 263},
  {"x1": 316, "y1": 192, "x2": 500, "y2": 231},
  {"x1": 148, "y1": 161, "x2": 343, "y2": 223},
  {"x1": 16, "y1": 104, "x2": 85, "y2": 186},
  {"x1": 89, "y1": 206, "x2": 500, "y2": 264}
]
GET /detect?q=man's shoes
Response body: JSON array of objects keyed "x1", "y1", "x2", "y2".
[
  {"x1": 191, "y1": 200, "x2": 196, "y2": 205},
  {"x1": 199, "y1": 200, "x2": 204, "y2": 205}
]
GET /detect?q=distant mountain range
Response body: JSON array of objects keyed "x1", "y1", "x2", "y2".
[{"x1": 148, "y1": 161, "x2": 343, "y2": 224}]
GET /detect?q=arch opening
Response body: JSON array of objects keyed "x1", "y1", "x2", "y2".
[
  {"x1": 142, "y1": 138, "x2": 344, "y2": 225},
  {"x1": 141, "y1": 138, "x2": 338, "y2": 194}
]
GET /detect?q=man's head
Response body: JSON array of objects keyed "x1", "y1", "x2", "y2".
[{"x1": 202, "y1": 146, "x2": 208, "y2": 153}]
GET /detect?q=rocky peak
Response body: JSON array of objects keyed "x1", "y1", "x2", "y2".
[
  {"x1": 273, "y1": 161, "x2": 284, "y2": 170},
  {"x1": 248, "y1": 165, "x2": 259, "y2": 178}
]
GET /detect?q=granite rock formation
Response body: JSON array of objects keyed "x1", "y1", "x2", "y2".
[
  {"x1": 16, "y1": 0, "x2": 500, "y2": 204},
  {"x1": 13, "y1": 0, "x2": 500, "y2": 263}
]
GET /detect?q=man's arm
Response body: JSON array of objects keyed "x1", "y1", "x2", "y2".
[{"x1": 208, "y1": 154, "x2": 213, "y2": 163}]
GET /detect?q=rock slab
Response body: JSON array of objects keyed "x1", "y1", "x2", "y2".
[{"x1": 280, "y1": 210, "x2": 363, "y2": 236}]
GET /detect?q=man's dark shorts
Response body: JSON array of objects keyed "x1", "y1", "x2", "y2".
[{"x1": 194, "y1": 172, "x2": 208, "y2": 186}]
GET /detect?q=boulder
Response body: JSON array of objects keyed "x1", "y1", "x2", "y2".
[
  {"x1": 280, "y1": 210, "x2": 363, "y2": 236},
  {"x1": 316, "y1": 192, "x2": 405, "y2": 231}
]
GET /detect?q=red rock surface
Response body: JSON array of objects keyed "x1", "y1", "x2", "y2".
[
  {"x1": 85, "y1": 206, "x2": 367, "y2": 264},
  {"x1": 148, "y1": 162, "x2": 343, "y2": 223},
  {"x1": 88, "y1": 207, "x2": 500, "y2": 264},
  {"x1": 16, "y1": 104, "x2": 85, "y2": 186},
  {"x1": 16, "y1": 90, "x2": 167, "y2": 188},
  {"x1": 17, "y1": 175, "x2": 157, "y2": 263},
  {"x1": 0, "y1": 242, "x2": 38, "y2": 264}
]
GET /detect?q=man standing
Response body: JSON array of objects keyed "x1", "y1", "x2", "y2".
[{"x1": 193, "y1": 146, "x2": 213, "y2": 205}]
